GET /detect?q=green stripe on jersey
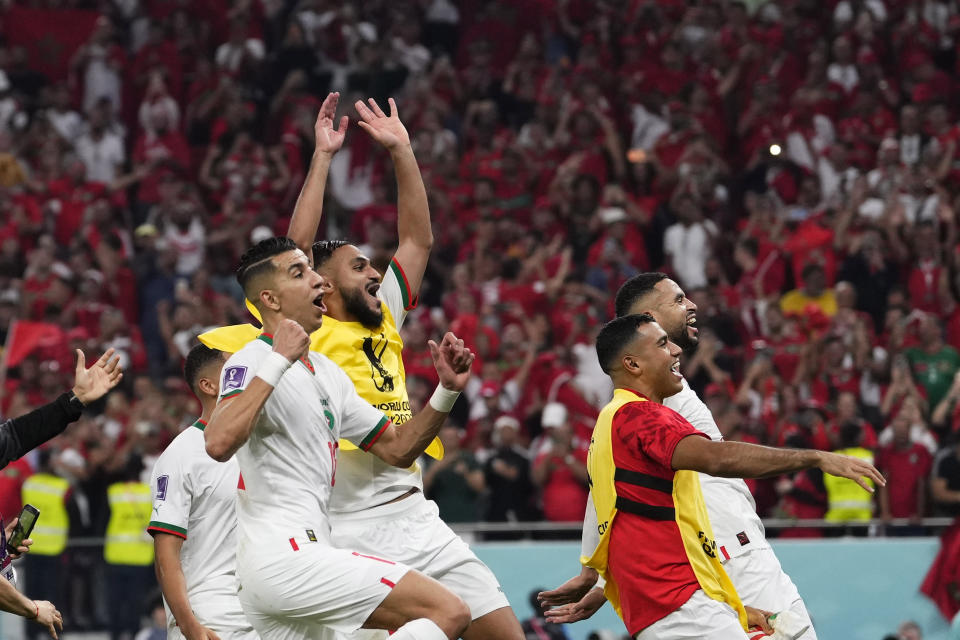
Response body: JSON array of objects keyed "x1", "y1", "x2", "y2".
[
  {"x1": 148, "y1": 521, "x2": 187, "y2": 536},
  {"x1": 359, "y1": 416, "x2": 391, "y2": 451}
]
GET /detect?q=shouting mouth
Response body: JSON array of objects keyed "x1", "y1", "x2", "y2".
[
  {"x1": 670, "y1": 360, "x2": 682, "y2": 379},
  {"x1": 312, "y1": 293, "x2": 327, "y2": 314}
]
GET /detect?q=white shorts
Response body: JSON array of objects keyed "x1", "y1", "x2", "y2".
[
  {"x1": 635, "y1": 590, "x2": 748, "y2": 640},
  {"x1": 723, "y1": 548, "x2": 817, "y2": 640},
  {"x1": 236, "y1": 537, "x2": 410, "y2": 640},
  {"x1": 168, "y1": 625, "x2": 261, "y2": 640},
  {"x1": 328, "y1": 493, "x2": 509, "y2": 639}
]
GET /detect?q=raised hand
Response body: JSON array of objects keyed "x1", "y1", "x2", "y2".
[
  {"x1": 272, "y1": 319, "x2": 310, "y2": 363},
  {"x1": 314, "y1": 92, "x2": 349, "y2": 156},
  {"x1": 817, "y1": 451, "x2": 886, "y2": 493},
  {"x1": 430, "y1": 332, "x2": 475, "y2": 391},
  {"x1": 72, "y1": 349, "x2": 122, "y2": 405},
  {"x1": 354, "y1": 97, "x2": 410, "y2": 151}
]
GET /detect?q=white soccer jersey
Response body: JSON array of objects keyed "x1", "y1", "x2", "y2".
[
  {"x1": 148, "y1": 421, "x2": 251, "y2": 635},
  {"x1": 218, "y1": 337, "x2": 389, "y2": 549},
  {"x1": 664, "y1": 379, "x2": 768, "y2": 560}
]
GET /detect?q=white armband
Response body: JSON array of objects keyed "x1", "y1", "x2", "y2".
[
  {"x1": 256, "y1": 352, "x2": 293, "y2": 388},
  {"x1": 429, "y1": 385, "x2": 460, "y2": 413}
]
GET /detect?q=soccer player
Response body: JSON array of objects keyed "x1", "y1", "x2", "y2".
[
  {"x1": 148, "y1": 343, "x2": 258, "y2": 640},
  {"x1": 566, "y1": 313, "x2": 883, "y2": 639},
  {"x1": 204, "y1": 237, "x2": 476, "y2": 640},
  {"x1": 200, "y1": 94, "x2": 522, "y2": 640},
  {"x1": 541, "y1": 274, "x2": 820, "y2": 636}
]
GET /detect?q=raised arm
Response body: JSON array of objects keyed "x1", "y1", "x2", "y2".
[
  {"x1": 287, "y1": 92, "x2": 349, "y2": 257},
  {"x1": 368, "y1": 333, "x2": 472, "y2": 468},
  {"x1": 354, "y1": 98, "x2": 433, "y2": 295},
  {"x1": 672, "y1": 436, "x2": 884, "y2": 492},
  {"x1": 205, "y1": 319, "x2": 309, "y2": 462}
]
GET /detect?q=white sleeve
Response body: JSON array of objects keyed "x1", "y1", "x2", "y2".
[
  {"x1": 218, "y1": 347, "x2": 268, "y2": 401},
  {"x1": 378, "y1": 258, "x2": 418, "y2": 328},
  {"x1": 333, "y1": 364, "x2": 391, "y2": 451},
  {"x1": 147, "y1": 446, "x2": 192, "y2": 539},
  {"x1": 581, "y1": 491, "x2": 605, "y2": 589}
]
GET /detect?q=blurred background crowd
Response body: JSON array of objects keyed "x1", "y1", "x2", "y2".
[{"x1": 4, "y1": 0, "x2": 960, "y2": 633}]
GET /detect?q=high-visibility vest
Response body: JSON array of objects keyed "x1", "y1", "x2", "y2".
[
  {"x1": 20, "y1": 474, "x2": 69, "y2": 555},
  {"x1": 824, "y1": 447, "x2": 875, "y2": 522},
  {"x1": 104, "y1": 482, "x2": 154, "y2": 566}
]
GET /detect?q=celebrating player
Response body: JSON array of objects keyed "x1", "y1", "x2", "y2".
[
  {"x1": 148, "y1": 344, "x2": 258, "y2": 640},
  {"x1": 540, "y1": 274, "x2": 821, "y2": 637},
  {"x1": 204, "y1": 237, "x2": 476, "y2": 640},
  {"x1": 200, "y1": 94, "x2": 523, "y2": 640},
  {"x1": 566, "y1": 313, "x2": 883, "y2": 639}
]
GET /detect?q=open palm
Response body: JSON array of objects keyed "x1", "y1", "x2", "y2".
[
  {"x1": 314, "y1": 92, "x2": 349, "y2": 155},
  {"x1": 72, "y1": 348, "x2": 123, "y2": 405},
  {"x1": 354, "y1": 97, "x2": 410, "y2": 150}
]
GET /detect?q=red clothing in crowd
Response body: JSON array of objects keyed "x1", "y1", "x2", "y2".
[
  {"x1": 534, "y1": 442, "x2": 588, "y2": 522},
  {"x1": 876, "y1": 442, "x2": 932, "y2": 518}
]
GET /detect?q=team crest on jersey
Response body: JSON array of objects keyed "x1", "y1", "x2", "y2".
[
  {"x1": 223, "y1": 366, "x2": 248, "y2": 391},
  {"x1": 156, "y1": 475, "x2": 169, "y2": 501}
]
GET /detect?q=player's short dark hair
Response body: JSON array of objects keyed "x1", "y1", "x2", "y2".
[
  {"x1": 614, "y1": 273, "x2": 669, "y2": 317},
  {"x1": 312, "y1": 240, "x2": 351, "y2": 269},
  {"x1": 596, "y1": 313, "x2": 657, "y2": 374},
  {"x1": 183, "y1": 344, "x2": 224, "y2": 393},
  {"x1": 236, "y1": 236, "x2": 299, "y2": 294}
]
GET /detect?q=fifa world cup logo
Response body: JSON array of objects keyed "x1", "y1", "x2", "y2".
[{"x1": 362, "y1": 334, "x2": 395, "y2": 392}]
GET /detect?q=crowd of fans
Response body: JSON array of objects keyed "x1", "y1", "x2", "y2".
[{"x1": 4, "y1": 0, "x2": 960, "y2": 574}]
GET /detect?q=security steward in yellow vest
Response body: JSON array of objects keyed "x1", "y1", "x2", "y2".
[
  {"x1": 103, "y1": 473, "x2": 156, "y2": 639},
  {"x1": 824, "y1": 424, "x2": 875, "y2": 522}
]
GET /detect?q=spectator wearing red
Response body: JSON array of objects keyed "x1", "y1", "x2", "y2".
[
  {"x1": 531, "y1": 403, "x2": 589, "y2": 522},
  {"x1": 877, "y1": 410, "x2": 932, "y2": 526}
]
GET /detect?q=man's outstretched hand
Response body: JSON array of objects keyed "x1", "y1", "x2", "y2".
[
  {"x1": 538, "y1": 567, "x2": 599, "y2": 607},
  {"x1": 354, "y1": 97, "x2": 410, "y2": 151},
  {"x1": 542, "y1": 588, "x2": 607, "y2": 624},
  {"x1": 314, "y1": 92, "x2": 349, "y2": 156},
  {"x1": 71, "y1": 348, "x2": 122, "y2": 405}
]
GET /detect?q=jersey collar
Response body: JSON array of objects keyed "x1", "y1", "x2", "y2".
[{"x1": 191, "y1": 418, "x2": 207, "y2": 431}]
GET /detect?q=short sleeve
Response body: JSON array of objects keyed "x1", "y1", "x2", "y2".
[
  {"x1": 147, "y1": 446, "x2": 192, "y2": 539},
  {"x1": 613, "y1": 401, "x2": 705, "y2": 471},
  {"x1": 378, "y1": 258, "x2": 418, "y2": 328},
  {"x1": 332, "y1": 364, "x2": 391, "y2": 451},
  {"x1": 218, "y1": 346, "x2": 268, "y2": 401}
]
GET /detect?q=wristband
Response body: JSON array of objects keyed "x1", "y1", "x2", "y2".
[
  {"x1": 256, "y1": 352, "x2": 293, "y2": 388},
  {"x1": 428, "y1": 385, "x2": 460, "y2": 413}
]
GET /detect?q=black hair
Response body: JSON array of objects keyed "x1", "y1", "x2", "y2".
[
  {"x1": 312, "y1": 239, "x2": 351, "y2": 269},
  {"x1": 838, "y1": 421, "x2": 862, "y2": 449},
  {"x1": 595, "y1": 313, "x2": 657, "y2": 374},
  {"x1": 236, "y1": 236, "x2": 299, "y2": 295},
  {"x1": 614, "y1": 272, "x2": 669, "y2": 318},
  {"x1": 183, "y1": 343, "x2": 224, "y2": 393},
  {"x1": 737, "y1": 237, "x2": 759, "y2": 257},
  {"x1": 801, "y1": 262, "x2": 824, "y2": 280}
]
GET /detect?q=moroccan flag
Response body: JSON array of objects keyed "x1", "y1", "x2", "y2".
[
  {"x1": 2, "y1": 7, "x2": 100, "y2": 82},
  {"x1": 2, "y1": 322, "x2": 65, "y2": 369}
]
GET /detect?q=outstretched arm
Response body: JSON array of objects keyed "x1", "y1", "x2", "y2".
[
  {"x1": 355, "y1": 98, "x2": 433, "y2": 296},
  {"x1": 288, "y1": 92, "x2": 349, "y2": 259},
  {"x1": 672, "y1": 436, "x2": 885, "y2": 492}
]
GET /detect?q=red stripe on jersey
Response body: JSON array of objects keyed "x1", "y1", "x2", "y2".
[
  {"x1": 147, "y1": 526, "x2": 186, "y2": 540},
  {"x1": 238, "y1": 473, "x2": 245, "y2": 490},
  {"x1": 381, "y1": 577, "x2": 396, "y2": 589},
  {"x1": 720, "y1": 545, "x2": 730, "y2": 561},
  {"x1": 353, "y1": 551, "x2": 396, "y2": 565},
  {"x1": 289, "y1": 538, "x2": 299, "y2": 551}
]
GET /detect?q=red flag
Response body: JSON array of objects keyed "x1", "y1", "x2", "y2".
[
  {"x1": 3, "y1": 322, "x2": 66, "y2": 368},
  {"x1": 2, "y1": 7, "x2": 100, "y2": 82}
]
